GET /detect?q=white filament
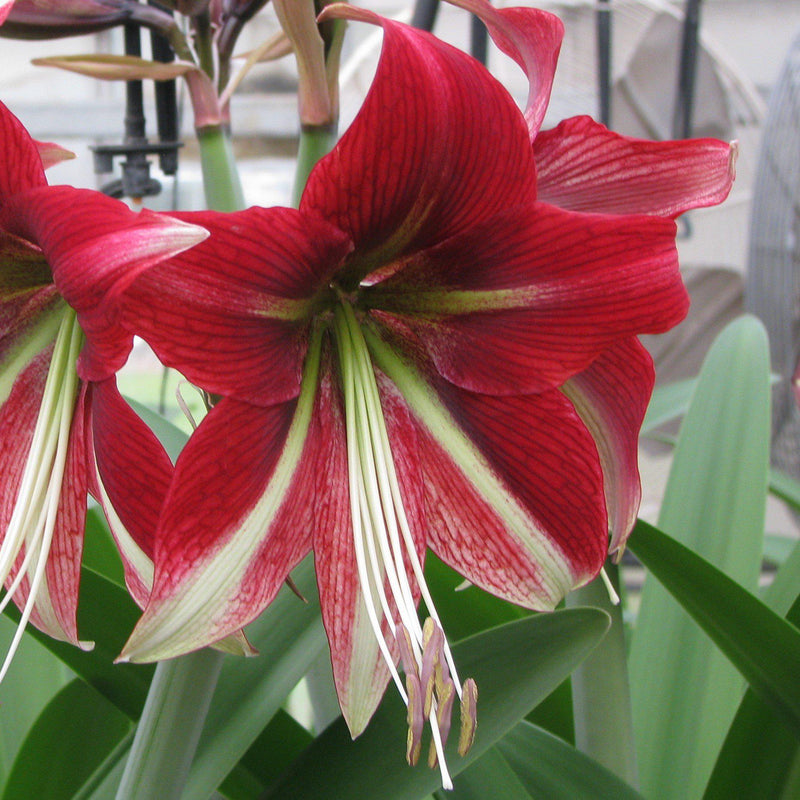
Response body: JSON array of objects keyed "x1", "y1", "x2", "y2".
[
  {"x1": 0, "y1": 309, "x2": 83, "y2": 681},
  {"x1": 334, "y1": 303, "x2": 457, "y2": 789}
]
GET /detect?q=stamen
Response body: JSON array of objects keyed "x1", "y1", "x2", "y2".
[
  {"x1": 458, "y1": 678, "x2": 478, "y2": 756},
  {"x1": 599, "y1": 567, "x2": 620, "y2": 605},
  {"x1": 332, "y1": 301, "x2": 478, "y2": 789},
  {"x1": 0, "y1": 308, "x2": 84, "y2": 681}
]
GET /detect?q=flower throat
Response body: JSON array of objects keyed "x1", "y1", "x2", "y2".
[{"x1": 332, "y1": 301, "x2": 477, "y2": 789}]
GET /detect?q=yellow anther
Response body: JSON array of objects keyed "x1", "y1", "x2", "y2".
[{"x1": 458, "y1": 678, "x2": 478, "y2": 757}]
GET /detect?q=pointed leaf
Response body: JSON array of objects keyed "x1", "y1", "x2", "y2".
[
  {"x1": 217, "y1": 710, "x2": 313, "y2": 800},
  {"x1": 703, "y1": 540, "x2": 800, "y2": 799},
  {"x1": 640, "y1": 377, "x2": 696, "y2": 435},
  {"x1": 0, "y1": 616, "x2": 71, "y2": 786},
  {"x1": 2, "y1": 567, "x2": 154, "y2": 720},
  {"x1": 448, "y1": 747, "x2": 533, "y2": 800},
  {"x1": 267, "y1": 609, "x2": 610, "y2": 799},
  {"x1": 770, "y1": 467, "x2": 800, "y2": 513},
  {"x1": 425, "y1": 554, "x2": 573, "y2": 744},
  {"x1": 2, "y1": 679, "x2": 131, "y2": 800},
  {"x1": 629, "y1": 521, "x2": 800, "y2": 737},
  {"x1": 496, "y1": 721, "x2": 644, "y2": 800},
  {"x1": 628, "y1": 315, "x2": 771, "y2": 800}
]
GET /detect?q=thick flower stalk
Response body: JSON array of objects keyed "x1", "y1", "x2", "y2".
[
  {"x1": 115, "y1": 5, "x2": 734, "y2": 786},
  {"x1": 0, "y1": 102, "x2": 207, "y2": 674}
]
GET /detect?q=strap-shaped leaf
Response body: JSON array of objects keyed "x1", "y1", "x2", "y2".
[
  {"x1": 266, "y1": 609, "x2": 609, "y2": 799},
  {"x1": 2, "y1": 679, "x2": 131, "y2": 800},
  {"x1": 495, "y1": 721, "x2": 644, "y2": 800},
  {"x1": 629, "y1": 521, "x2": 800, "y2": 738},
  {"x1": 703, "y1": 540, "x2": 800, "y2": 798},
  {"x1": 2, "y1": 568, "x2": 154, "y2": 720},
  {"x1": 629, "y1": 314, "x2": 771, "y2": 799}
]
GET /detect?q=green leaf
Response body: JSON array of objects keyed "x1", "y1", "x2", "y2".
[
  {"x1": 629, "y1": 315, "x2": 771, "y2": 800},
  {"x1": 267, "y1": 608, "x2": 610, "y2": 799},
  {"x1": 495, "y1": 721, "x2": 644, "y2": 800},
  {"x1": 182, "y1": 556, "x2": 328, "y2": 800},
  {"x1": 763, "y1": 533, "x2": 797, "y2": 568},
  {"x1": 641, "y1": 376, "x2": 696, "y2": 434},
  {"x1": 124, "y1": 396, "x2": 190, "y2": 463},
  {"x1": 2, "y1": 568, "x2": 154, "y2": 721},
  {"x1": 448, "y1": 747, "x2": 533, "y2": 799},
  {"x1": 218, "y1": 710, "x2": 314, "y2": 799},
  {"x1": 703, "y1": 537, "x2": 800, "y2": 799},
  {"x1": 629, "y1": 521, "x2": 800, "y2": 737},
  {"x1": 769, "y1": 467, "x2": 800, "y2": 514},
  {"x1": 566, "y1": 567, "x2": 636, "y2": 784},
  {"x1": 82, "y1": 504, "x2": 125, "y2": 587},
  {"x1": 1, "y1": 679, "x2": 131, "y2": 800},
  {"x1": 0, "y1": 619, "x2": 72, "y2": 788},
  {"x1": 426, "y1": 554, "x2": 574, "y2": 744}
]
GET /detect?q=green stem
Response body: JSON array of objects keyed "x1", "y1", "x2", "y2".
[
  {"x1": 566, "y1": 564, "x2": 638, "y2": 787},
  {"x1": 197, "y1": 125, "x2": 246, "y2": 212},
  {"x1": 114, "y1": 650, "x2": 225, "y2": 800},
  {"x1": 291, "y1": 124, "x2": 338, "y2": 208}
]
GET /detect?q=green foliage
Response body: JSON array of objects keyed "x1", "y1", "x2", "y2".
[
  {"x1": 1, "y1": 680, "x2": 131, "y2": 800},
  {"x1": 629, "y1": 315, "x2": 771, "y2": 800},
  {"x1": 266, "y1": 610, "x2": 610, "y2": 799}
]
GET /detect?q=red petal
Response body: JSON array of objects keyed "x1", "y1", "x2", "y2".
[
  {"x1": 562, "y1": 338, "x2": 654, "y2": 557},
  {"x1": 420, "y1": 380, "x2": 608, "y2": 602},
  {"x1": 365, "y1": 333, "x2": 608, "y2": 608},
  {"x1": 122, "y1": 207, "x2": 352, "y2": 406},
  {"x1": 120, "y1": 392, "x2": 318, "y2": 661},
  {"x1": 369, "y1": 202, "x2": 688, "y2": 394},
  {"x1": 313, "y1": 361, "x2": 426, "y2": 736},
  {"x1": 88, "y1": 378, "x2": 173, "y2": 607},
  {"x1": 304, "y1": 8, "x2": 536, "y2": 284},
  {"x1": 34, "y1": 381, "x2": 88, "y2": 643},
  {"x1": 444, "y1": 0, "x2": 564, "y2": 134},
  {"x1": 0, "y1": 348, "x2": 85, "y2": 645},
  {"x1": 1, "y1": 187, "x2": 207, "y2": 379},
  {"x1": 535, "y1": 116, "x2": 736, "y2": 217},
  {"x1": 0, "y1": 101, "x2": 46, "y2": 198}
]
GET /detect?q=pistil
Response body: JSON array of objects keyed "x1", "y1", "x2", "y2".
[
  {"x1": 0, "y1": 307, "x2": 86, "y2": 679},
  {"x1": 332, "y1": 302, "x2": 477, "y2": 789}
]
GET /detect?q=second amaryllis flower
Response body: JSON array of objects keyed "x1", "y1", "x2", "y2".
[
  {"x1": 116, "y1": 5, "x2": 734, "y2": 785},
  {"x1": 0, "y1": 101, "x2": 206, "y2": 675}
]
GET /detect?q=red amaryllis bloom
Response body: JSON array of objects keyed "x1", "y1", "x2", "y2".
[
  {"x1": 0, "y1": 102, "x2": 207, "y2": 675},
  {"x1": 448, "y1": 0, "x2": 736, "y2": 556},
  {"x1": 117, "y1": 6, "x2": 734, "y2": 784}
]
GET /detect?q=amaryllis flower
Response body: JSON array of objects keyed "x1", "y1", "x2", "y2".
[
  {"x1": 116, "y1": 5, "x2": 734, "y2": 785},
  {"x1": 447, "y1": 0, "x2": 736, "y2": 557},
  {"x1": 0, "y1": 102, "x2": 207, "y2": 675}
]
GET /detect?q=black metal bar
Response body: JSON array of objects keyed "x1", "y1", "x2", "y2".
[
  {"x1": 596, "y1": 0, "x2": 612, "y2": 127},
  {"x1": 411, "y1": 0, "x2": 439, "y2": 32},
  {"x1": 470, "y1": 13, "x2": 488, "y2": 65},
  {"x1": 149, "y1": 1, "x2": 179, "y2": 174},
  {"x1": 123, "y1": 22, "x2": 146, "y2": 143},
  {"x1": 672, "y1": 0, "x2": 703, "y2": 139}
]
